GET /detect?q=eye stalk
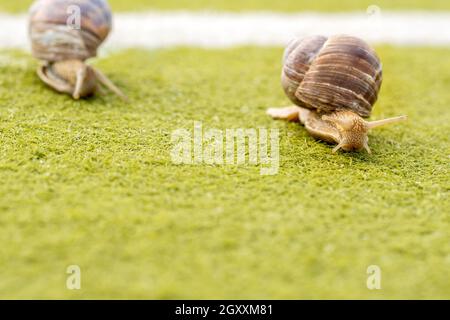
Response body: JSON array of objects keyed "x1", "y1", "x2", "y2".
[{"x1": 367, "y1": 115, "x2": 408, "y2": 129}]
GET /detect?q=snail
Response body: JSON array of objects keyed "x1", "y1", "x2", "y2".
[
  {"x1": 28, "y1": 0, "x2": 127, "y2": 100},
  {"x1": 267, "y1": 35, "x2": 407, "y2": 153}
]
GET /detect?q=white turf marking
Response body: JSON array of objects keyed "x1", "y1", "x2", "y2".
[{"x1": 1, "y1": 11, "x2": 450, "y2": 51}]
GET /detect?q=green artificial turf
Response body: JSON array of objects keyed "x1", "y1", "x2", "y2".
[
  {"x1": 0, "y1": 45, "x2": 449, "y2": 299},
  {"x1": 1, "y1": 0, "x2": 450, "y2": 13}
]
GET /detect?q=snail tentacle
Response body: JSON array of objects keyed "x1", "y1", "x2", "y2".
[{"x1": 92, "y1": 67, "x2": 129, "y2": 102}]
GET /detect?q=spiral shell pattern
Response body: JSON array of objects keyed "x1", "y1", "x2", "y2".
[
  {"x1": 281, "y1": 35, "x2": 382, "y2": 117},
  {"x1": 29, "y1": 0, "x2": 112, "y2": 62}
]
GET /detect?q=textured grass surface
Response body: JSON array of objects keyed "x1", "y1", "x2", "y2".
[
  {"x1": 0, "y1": 46, "x2": 449, "y2": 299},
  {"x1": 1, "y1": 0, "x2": 450, "y2": 13}
]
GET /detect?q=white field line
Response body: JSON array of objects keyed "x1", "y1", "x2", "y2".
[{"x1": 1, "y1": 11, "x2": 450, "y2": 52}]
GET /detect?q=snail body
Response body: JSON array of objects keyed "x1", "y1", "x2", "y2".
[
  {"x1": 28, "y1": 0, "x2": 127, "y2": 100},
  {"x1": 268, "y1": 35, "x2": 406, "y2": 153}
]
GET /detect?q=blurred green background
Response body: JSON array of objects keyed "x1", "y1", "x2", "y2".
[
  {"x1": 0, "y1": 46, "x2": 449, "y2": 299},
  {"x1": 0, "y1": 0, "x2": 449, "y2": 12}
]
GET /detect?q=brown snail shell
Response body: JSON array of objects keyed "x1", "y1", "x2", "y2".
[
  {"x1": 281, "y1": 35, "x2": 383, "y2": 118},
  {"x1": 29, "y1": 0, "x2": 112, "y2": 62}
]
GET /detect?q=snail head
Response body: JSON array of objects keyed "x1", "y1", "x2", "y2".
[
  {"x1": 48, "y1": 60, "x2": 128, "y2": 101},
  {"x1": 323, "y1": 111, "x2": 407, "y2": 154},
  {"x1": 323, "y1": 111, "x2": 371, "y2": 153}
]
